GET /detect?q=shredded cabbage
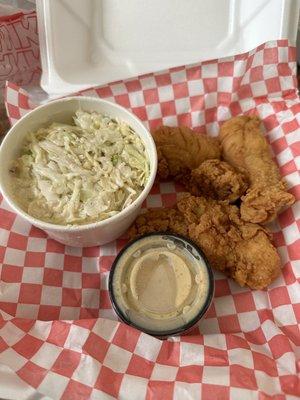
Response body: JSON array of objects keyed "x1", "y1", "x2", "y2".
[{"x1": 10, "y1": 110, "x2": 150, "y2": 225}]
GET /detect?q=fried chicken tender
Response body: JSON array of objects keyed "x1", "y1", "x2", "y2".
[
  {"x1": 187, "y1": 159, "x2": 248, "y2": 202},
  {"x1": 152, "y1": 126, "x2": 221, "y2": 180},
  {"x1": 176, "y1": 195, "x2": 281, "y2": 290},
  {"x1": 220, "y1": 116, "x2": 295, "y2": 224},
  {"x1": 129, "y1": 195, "x2": 281, "y2": 289},
  {"x1": 128, "y1": 208, "x2": 188, "y2": 239}
]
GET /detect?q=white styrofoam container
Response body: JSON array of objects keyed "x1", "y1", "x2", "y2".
[{"x1": 37, "y1": 0, "x2": 300, "y2": 96}]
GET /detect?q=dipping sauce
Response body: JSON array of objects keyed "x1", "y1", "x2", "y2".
[{"x1": 109, "y1": 233, "x2": 214, "y2": 336}]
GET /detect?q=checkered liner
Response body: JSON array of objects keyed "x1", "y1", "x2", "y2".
[{"x1": 1, "y1": 40, "x2": 299, "y2": 399}]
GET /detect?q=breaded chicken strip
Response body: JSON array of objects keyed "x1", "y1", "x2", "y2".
[
  {"x1": 187, "y1": 159, "x2": 248, "y2": 202},
  {"x1": 129, "y1": 195, "x2": 281, "y2": 289},
  {"x1": 152, "y1": 126, "x2": 221, "y2": 180},
  {"x1": 177, "y1": 195, "x2": 281, "y2": 290},
  {"x1": 220, "y1": 116, "x2": 295, "y2": 224}
]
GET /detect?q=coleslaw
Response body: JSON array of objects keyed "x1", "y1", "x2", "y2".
[{"x1": 9, "y1": 110, "x2": 150, "y2": 225}]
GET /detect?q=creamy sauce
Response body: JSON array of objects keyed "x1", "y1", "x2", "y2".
[{"x1": 112, "y1": 235, "x2": 211, "y2": 333}]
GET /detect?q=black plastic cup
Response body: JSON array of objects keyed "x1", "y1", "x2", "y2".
[{"x1": 109, "y1": 232, "x2": 214, "y2": 338}]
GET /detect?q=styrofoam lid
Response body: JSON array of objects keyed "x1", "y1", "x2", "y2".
[{"x1": 37, "y1": 0, "x2": 300, "y2": 95}]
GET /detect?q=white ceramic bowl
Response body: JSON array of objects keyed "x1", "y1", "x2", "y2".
[{"x1": 0, "y1": 97, "x2": 157, "y2": 247}]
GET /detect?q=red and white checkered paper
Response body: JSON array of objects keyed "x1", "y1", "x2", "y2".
[{"x1": 1, "y1": 40, "x2": 300, "y2": 399}]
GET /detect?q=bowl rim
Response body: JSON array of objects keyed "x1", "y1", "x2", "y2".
[
  {"x1": 0, "y1": 96, "x2": 157, "y2": 232},
  {"x1": 108, "y1": 232, "x2": 215, "y2": 338}
]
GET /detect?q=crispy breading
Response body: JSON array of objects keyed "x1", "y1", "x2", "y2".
[
  {"x1": 152, "y1": 126, "x2": 221, "y2": 180},
  {"x1": 220, "y1": 115, "x2": 295, "y2": 224},
  {"x1": 176, "y1": 195, "x2": 281, "y2": 290},
  {"x1": 128, "y1": 208, "x2": 188, "y2": 239},
  {"x1": 187, "y1": 159, "x2": 248, "y2": 202}
]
